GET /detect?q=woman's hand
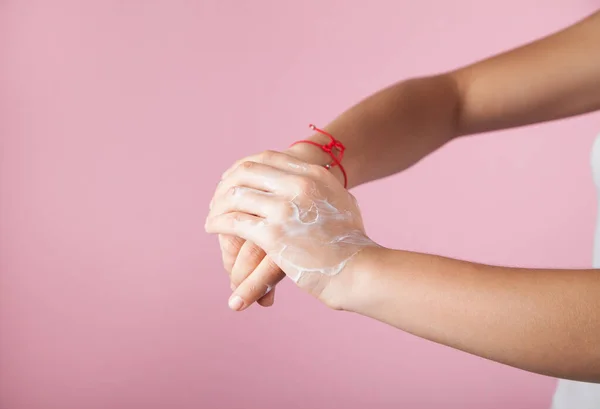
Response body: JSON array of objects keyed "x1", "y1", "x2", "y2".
[
  {"x1": 206, "y1": 151, "x2": 377, "y2": 309},
  {"x1": 216, "y1": 234, "x2": 279, "y2": 307}
]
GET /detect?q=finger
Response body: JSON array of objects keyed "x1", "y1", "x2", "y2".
[
  {"x1": 229, "y1": 270, "x2": 276, "y2": 307},
  {"x1": 231, "y1": 243, "x2": 285, "y2": 298},
  {"x1": 257, "y1": 286, "x2": 275, "y2": 307},
  {"x1": 228, "y1": 255, "x2": 287, "y2": 311},
  {"x1": 210, "y1": 162, "x2": 296, "y2": 214},
  {"x1": 211, "y1": 151, "x2": 324, "y2": 211},
  {"x1": 230, "y1": 241, "x2": 280, "y2": 308},
  {"x1": 222, "y1": 150, "x2": 313, "y2": 180},
  {"x1": 230, "y1": 279, "x2": 276, "y2": 307},
  {"x1": 205, "y1": 212, "x2": 267, "y2": 247},
  {"x1": 210, "y1": 186, "x2": 284, "y2": 219},
  {"x1": 218, "y1": 234, "x2": 245, "y2": 274},
  {"x1": 230, "y1": 241, "x2": 267, "y2": 287}
]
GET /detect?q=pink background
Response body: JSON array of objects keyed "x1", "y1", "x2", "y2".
[{"x1": 2, "y1": 1, "x2": 600, "y2": 408}]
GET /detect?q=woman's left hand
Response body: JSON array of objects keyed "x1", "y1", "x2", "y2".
[{"x1": 206, "y1": 150, "x2": 377, "y2": 310}]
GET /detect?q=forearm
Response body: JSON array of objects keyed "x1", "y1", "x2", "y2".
[
  {"x1": 344, "y1": 247, "x2": 600, "y2": 382},
  {"x1": 286, "y1": 75, "x2": 460, "y2": 188},
  {"x1": 453, "y1": 10, "x2": 600, "y2": 136}
]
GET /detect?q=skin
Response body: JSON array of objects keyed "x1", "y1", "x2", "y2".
[{"x1": 206, "y1": 10, "x2": 600, "y2": 381}]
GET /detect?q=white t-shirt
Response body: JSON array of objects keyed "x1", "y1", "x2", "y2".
[{"x1": 550, "y1": 134, "x2": 600, "y2": 408}]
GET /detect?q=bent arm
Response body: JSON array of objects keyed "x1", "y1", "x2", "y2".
[{"x1": 287, "y1": 10, "x2": 600, "y2": 188}]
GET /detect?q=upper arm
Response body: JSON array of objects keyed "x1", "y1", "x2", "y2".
[{"x1": 451, "y1": 10, "x2": 600, "y2": 136}]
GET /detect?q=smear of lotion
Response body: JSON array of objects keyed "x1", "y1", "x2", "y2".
[{"x1": 270, "y1": 194, "x2": 376, "y2": 283}]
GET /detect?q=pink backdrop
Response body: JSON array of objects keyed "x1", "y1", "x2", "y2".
[{"x1": 2, "y1": 1, "x2": 600, "y2": 408}]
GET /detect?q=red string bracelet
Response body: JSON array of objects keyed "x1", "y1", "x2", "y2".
[{"x1": 290, "y1": 124, "x2": 348, "y2": 188}]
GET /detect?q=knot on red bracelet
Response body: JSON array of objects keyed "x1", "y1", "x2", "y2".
[
  {"x1": 309, "y1": 124, "x2": 345, "y2": 158},
  {"x1": 290, "y1": 124, "x2": 348, "y2": 188},
  {"x1": 322, "y1": 139, "x2": 345, "y2": 156}
]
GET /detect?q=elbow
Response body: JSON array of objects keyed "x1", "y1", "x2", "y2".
[{"x1": 441, "y1": 70, "x2": 469, "y2": 140}]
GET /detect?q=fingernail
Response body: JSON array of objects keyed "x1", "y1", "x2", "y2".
[{"x1": 228, "y1": 295, "x2": 244, "y2": 311}]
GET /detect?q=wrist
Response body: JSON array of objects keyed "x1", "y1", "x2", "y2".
[
  {"x1": 285, "y1": 143, "x2": 347, "y2": 187},
  {"x1": 325, "y1": 245, "x2": 389, "y2": 313}
]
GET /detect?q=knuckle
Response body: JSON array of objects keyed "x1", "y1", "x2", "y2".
[
  {"x1": 246, "y1": 280, "x2": 272, "y2": 297},
  {"x1": 234, "y1": 280, "x2": 261, "y2": 299},
  {"x1": 220, "y1": 235, "x2": 242, "y2": 254},
  {"x1": 261, "y1": 150, "x2": 277, "y2": 161},
  {"x1": 241, "y1": 161, "x2": 255, "y2": 170},
  {"x1": 246, "y1": 284, "x2": 262, "y2": 299},
  {"x1": 241, "y1": 243, "x2": 265, "y2": 261},
  {"x1": 265, "y1": 257, "x2": 281, "y2": 274},
  {"x1": 230, "y1": 212, "x2": 245, "y2": 224},
  {"x1": 223, "y1": 157, "x2": 249, "y2": 179},
  {"x1": 227, "y1": 186, "x2": 240, "y2": 198}
]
